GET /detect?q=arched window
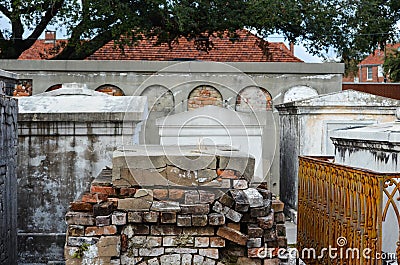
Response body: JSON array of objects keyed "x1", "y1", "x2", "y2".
[
  {"x1": 45, "y1": 84, "x2": 62, "y2": 92},
  {"x1": 95, "y1": 84, "x2": 125, "y2": 96},
  {"x1": 235, "y1": 86, "x2": 272, "y2": 112},
  {"x1": 283, "y1": 86, "x2": 318, "y2": 103},
  {"x1": 187, "y1": 85, "x2": 222, "y2": 111},
  {"x1": 140, "y1": 85, "x2": 174, "y2": 113}
]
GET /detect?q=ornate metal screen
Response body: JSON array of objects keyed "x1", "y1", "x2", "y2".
[{"x1": 297, "y1": 156, "x2": 400, "y2": 265}]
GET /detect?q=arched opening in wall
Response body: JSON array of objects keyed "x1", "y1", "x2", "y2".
[
  {"x1": 140, "y1": 85, "x2": 175, "y2": 145},
  {"x1": 45, "y1": 84, "x2": 62, "y2": 92},
  {"x1": 235, "y1": 86, "x2": 272, "y2": 112},
  {"x1": 187, "y1": 85, "x2": 222, "y2": 111},
  {"x1": 283, "y1": 86, "x2": 318, "y2": 103},
  {"x1": 140, "y1": 85, "x2": 174, "y2": 114},
  {"x1": 95, "y1": 84, "x2": 125, "y2": 96}
]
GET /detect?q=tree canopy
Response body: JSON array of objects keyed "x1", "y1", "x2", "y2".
[
  {"x1": 383, "y1": 47, "x2": 400, "y2": 82},
  {"x1": 0, "y1": 0, "x2": 400, "y2": 62}
]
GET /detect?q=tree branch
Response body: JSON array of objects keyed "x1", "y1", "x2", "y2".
[
  {"x1": 24, "y1": 0, "x2": 64, "y2": 48},
  {"x1": 53, "y1": 29, "x2": 114, "y2": 59},
  {"x1": 0, "y1": 4, "x2": 10, "y2": 17}
]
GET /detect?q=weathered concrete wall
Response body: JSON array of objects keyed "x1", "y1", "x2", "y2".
[
  {"x1": 0, "y1": 60, "x2": 344, "y2": 105},
  {"x1": 276, "y1": 90, "x2": 400, "y2": 211},
  {"x1": 17, "y1": 88, "x2": 147, "y2": 264},
  {"x1": 0, "y1": 95, "x2": 18, "y2": 264}
]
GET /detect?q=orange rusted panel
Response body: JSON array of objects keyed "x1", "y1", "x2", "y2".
[{"x1": 297, "y1": 156, "x2": 400, "y2": 265}]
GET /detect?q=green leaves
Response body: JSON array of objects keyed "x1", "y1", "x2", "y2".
[
  {"x1": 384, "y1": 48, "x2": 400, "y2": 82},
  {"x1": 0, "y1": 0, "x2": 400, "y2": 61}
]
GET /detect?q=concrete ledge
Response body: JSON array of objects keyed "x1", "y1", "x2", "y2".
[
  {"x1": 0, "y1": 69, "x2": 18, "y2": 79},
  {"x1": 1, "y1": 60, "x2": 344, "y2": 74}
]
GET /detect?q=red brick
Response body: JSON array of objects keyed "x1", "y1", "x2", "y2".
[
  {"x1": 67, "y1": 225, "x2": 85, "y2": 237},
  {"x1": 277, "y1": 236, "x2": 287, "y2": 248},
  {"x1": 142, "y1": 211, "x2": 159, "y2": 223},
  {"x1": 192, "y1": 215, "x2": 208, "y2": 226},
  {"x1": 180, "y1": 204, "x2": 209, "y2": 214},
  {"x1": 85, "y1": 225, "x2": 117, "y2": 236},
  {"x1": 247, "y1": 224, "x2": 263, "y2": 238},
  {"x1": 69, "y1": 201, "x2": 93, "y2": 212},
  {"x1": 168, "y1": 189, "x2": 185, "y2": 201},
  {"x1": 160, "y1": 212, "x2": 177, "y2": 224},
  {"x1": 210, "y1": 237, "x2": 225, "y2": 248},
  {"x1": 208, "y1": 213, "x2": 225, "y2": 226},
  {"x1": 217, "y1": 226, "x2": 248, "y2": 246},
  {"x1": 271, "y1": 200, "x2": 284, "y2": 213},
  {"x1": 177, "y1": 215, "x2": 191, "y2": 227},
  {"x1": 216, "y1": 169, "x2": 239, "y2": 179},
  {"x1": 81, "y1": 193, "x2": 108, "y2": 203},
  {"x1": 65, "y1": 212, "x2": 95, "y2": 226},
  {"x1": 248, "y1": 248, "x2": 267, "y2": 258},
  {"x1": 120, "y1": 187, "x2": 136, "y2": 196},
  {"x1": 257, "y1": 213, "x2": 274, "y2": 229},
  {"x1": 107, "y1": 197, "x2": 119, "y2": 207},
  {"x1": 153, "y1": 189, "x2": 168, "y2": 200},
  {"x1": 274, "y1": 212, "x2": 285, "y2": 224},
  {"x1": 227, "y1": 223, "x2": 240, "y2": 231},
  {"x1": 151, "y1": 225, "x2": 182, "y2": 235},
  {"x1": 93, "y1": 201, "x2": 114, "y2": 216},
  {"x1": 121, "y1": 234, "x2": 128, "y2": 252},
  {"x1": 90, "y1": 185, "x2": 116, "y2": 195},
  {"x1": 183, "y1": 227, "x2": 215, "y2": 236}
]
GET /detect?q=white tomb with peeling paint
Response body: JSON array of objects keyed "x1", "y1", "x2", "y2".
[
  {"x1": 276, "y1": 90, "x2": 400, "y2": 210},
  {"x1": 16, "y1": 83, "x2": 148, "y2": 263}
]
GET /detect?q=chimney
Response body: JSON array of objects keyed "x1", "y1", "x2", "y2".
[
  {"x1": 289, "y1": 42, "x2": 294, "y2": 56},
  {"x1": 44, "y1": 30, "x2": 56, "y2": 44}
]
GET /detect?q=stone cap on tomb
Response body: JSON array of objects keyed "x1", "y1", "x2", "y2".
[
  {"x1": 330, "y1": 119, "x2": 400, "y2": 144},
  {"x1": 275, "y1": 90, "x2": 400, "y2": 114},
  {"x1": 18, "y1": 83, "x2": 148, "y2": 122},
  {"x1": 112, "y1": 145, "x2": 255, "y2": 187}
]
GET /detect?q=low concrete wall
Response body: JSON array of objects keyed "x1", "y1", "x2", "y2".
[
  {"x1": 0, "y1": 95, "x2": 18, "y2": 264},
  {"x1": 0, "y1": 60, "x2": 344, "y2": 106}
]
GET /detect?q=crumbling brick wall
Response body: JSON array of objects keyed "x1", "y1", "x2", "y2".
[
  {"x1": 236, "y1": 86, "x2": 272, "y2": 112},
  {"x1": 0, "y1": 95, "x2": 18, "y2": 264},
  {"x1": 65, "y1": 151, "x2": 288, "y2": 265},
  {"x1": 188, "y1": 86, "x2": 223, "y2": 110}
]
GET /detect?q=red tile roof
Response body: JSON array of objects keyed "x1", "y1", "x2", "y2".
[
  {"x1": 19, "y1": 40, "x2": 67, "y2": 60},
  {"x1": 360, "y1": 43, "x2": 400, "y2": 66},
  {"x1": 19, "y1": 30, "x2": 302, "y2": 62}
]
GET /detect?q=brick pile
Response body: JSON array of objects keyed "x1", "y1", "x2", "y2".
[{"x1": 65, "y1": 149, "x2": 288, "y2": 265}]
